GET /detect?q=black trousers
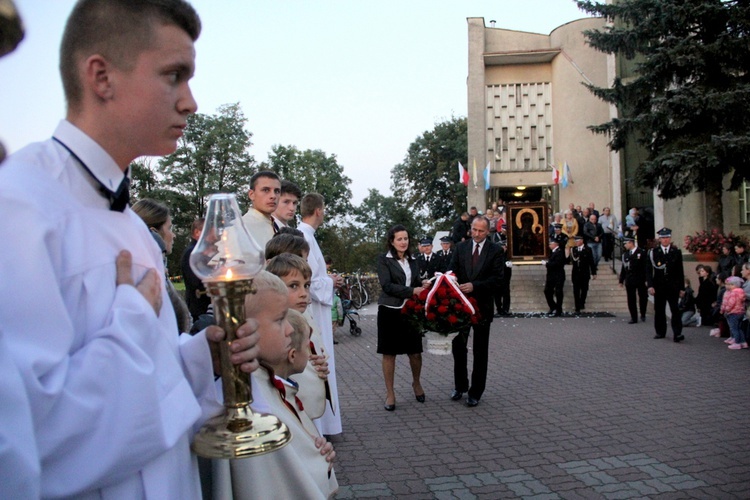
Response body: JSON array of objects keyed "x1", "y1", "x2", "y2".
[
  {"x1": 625, "y1": 282, "x2": 648, "y2": 321},
  {"x1": 544, "y1": 280, "x2": 564, "y2": 313},
  {"x1": 452, "y1": 321, "x2": 491, "y2": 400},
  {"x1": 494, "y1": 276, "x2": 511, "y2": 314},
  {"x1": 653, "y1": 287, "x2": 682, "y2": 337},
  {"x1": 572, "y1": 276, "x2": 590, "y2": 311}
]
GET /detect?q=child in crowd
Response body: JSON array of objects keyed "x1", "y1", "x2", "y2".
[
  {"x1": 266, "y1": 253, "x2": 331, "y2": 420},
  {"x1": 695, "y1": 264, "x2": 717, "y2": 327},
  {"x1": 678, "y1": 278, "x2": 700, "y2": 327},
  {"x1": 212, "y1": 271, "x2": 338, "y2": 499},
  {"x1": 265, "y1": 232, "x2": 310, "y2": 261},
  {"x1": 721, "y1": 276, "x2": 748, "y2": 349},
  {"x1": 710, "y1": 273, "x2": 729, "y2": 337}
]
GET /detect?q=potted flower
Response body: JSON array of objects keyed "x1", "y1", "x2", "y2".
[
  {"x1": 402, "y1": 272, "x2": 481, "y2": 355},
  {"x1": 683, "y1": 229, "x2": 745, "y2": 261}
]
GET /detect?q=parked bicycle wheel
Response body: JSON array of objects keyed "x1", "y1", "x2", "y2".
[{"x1": 349, "y1": 285, "x2": 365, "y2": 309}]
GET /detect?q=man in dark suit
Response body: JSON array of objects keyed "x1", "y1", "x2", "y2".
[
  {"x1": 619, "y1": 236, "x2": 649, "y2": 323},
  {"x1": 543, "y1": 237, "x2": 567, "y2": 317},
  {"x1": 570, "y1": 235, "x2": 597, "y2": 314},
  {"x1": 434, "y1": 236, "x2": 453, "y2": 274},
  {"x1": 417, "y1": 238, "x2": 439, "y2": 279},
  {"x1": 448, "y1": 217, "x2": 504, "y2": 407},
  {"x1": 647, "y1": 227, "x2": 685, "y2": 342}
]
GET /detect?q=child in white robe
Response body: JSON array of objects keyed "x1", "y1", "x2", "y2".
[
  {"x1": 266, "y1": 253, "x2": 331, "y2": 419},
  {"x1": 212, "y1": 272, "x2": 338, "y2": 499}
]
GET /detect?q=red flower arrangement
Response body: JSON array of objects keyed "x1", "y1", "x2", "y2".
[
  {"x1": 401, "y1": 272, "x2": 481, "y2": 335},
  {"x1": 683, "y1": 229, "x2": 746, "y2": 255}
]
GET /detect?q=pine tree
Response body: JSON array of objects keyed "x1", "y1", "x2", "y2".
[{"x1": 576, "y1": 0, "x2": 750, "y2": 230}]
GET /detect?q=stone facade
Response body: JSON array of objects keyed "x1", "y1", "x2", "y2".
[{"x1": 466, "y1": 16, "x2": 746, "y2": 249}]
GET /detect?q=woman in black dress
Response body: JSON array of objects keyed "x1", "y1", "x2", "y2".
[{"x1": 377, "y1": 225, "x2": 427, "y2": 411}]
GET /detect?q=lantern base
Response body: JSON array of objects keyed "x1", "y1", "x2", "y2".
[{"x1": 191, "y1": 405, "x2": 291, "y2": 459}]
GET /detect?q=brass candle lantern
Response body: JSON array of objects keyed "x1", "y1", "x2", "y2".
[{"x1": 190, "y1": 193, "x2": 291, "y2": 459}]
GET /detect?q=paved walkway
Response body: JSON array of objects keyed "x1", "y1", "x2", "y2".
[{"x1": 329, "y1": 307, "x2": 750, "y2": 499}]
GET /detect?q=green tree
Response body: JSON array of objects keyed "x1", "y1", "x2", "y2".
[
  {"x1": 354, "y1": 188, "x2": 423, "y2": 244},
  {"x1": 160, "y1": 102, "x2": 255, "y2": 219},
  {"x1": 391, "y1": 116, "x2": 468, "y2": 232},
  {"x1": 576, "y1": 0, "x2": 750, "y2": 231},
  {"x1": 151, "y1": 103, "x2": 255, "y2": 275},
  {"x1": 130, "y1": 158, "x2": 159, "y2": 201},
  {"x1": 260, "y1": 145, "x2": 353, "y2": 218}
]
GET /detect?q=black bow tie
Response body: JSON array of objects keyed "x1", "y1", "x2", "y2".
[{"x1": 53, "y1": 137, "x2": 130, "y2": 212}]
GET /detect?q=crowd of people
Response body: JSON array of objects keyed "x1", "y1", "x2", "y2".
[{"x1": 3, "y1": 1, "x2": 749, "y2": 498}]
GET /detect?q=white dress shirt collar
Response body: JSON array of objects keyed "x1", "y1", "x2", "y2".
[{"x1": 53, "y1": 120, "x2": 128, "y2": 192}]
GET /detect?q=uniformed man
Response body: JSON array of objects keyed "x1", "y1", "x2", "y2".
[
  {"x1": 647, "y1": 227, "x2": 685, "y2": 342},
  {"x1": 493, "y1": 234, "x2": 513, "y2": 317},
  {"x1": 551, "y1": 223, "x2": 568, "y2": 250},
  {"x1": 570, "y1": 235, "x2": 596, "y2": 314},
  {"x1": 619, "y1": 236, "x2": 649, "y2": 324},
  {"x1": 542, "y1": 237, "x2": 566, "y2": 317},
  {"x1": 434, "y1": 236, "x2": 453, "y2": 274},
  {"x1": 417, "y1": 238, "x2": 439, "y2": 279}
]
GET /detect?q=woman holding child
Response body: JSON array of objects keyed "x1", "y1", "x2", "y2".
[{"x1": 377, "y1": 225, "x2": 429, "y2": 411}]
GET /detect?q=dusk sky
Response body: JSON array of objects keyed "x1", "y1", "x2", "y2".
[{"x1": 1, "y1": 1, "x2": 591, "y2": 203}]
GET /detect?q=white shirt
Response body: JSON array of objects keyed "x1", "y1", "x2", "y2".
[
  {"x1": 0, "y1": 331, "x2": 40, "y2": 499},
  {"x1": 473, "y1": 240, "x2": 485, "y2": 255},
  {"x1": 242, "y1": 207, "x2": 275, "y2": 258},
  {"x1": 0, "y1": 121, "x2": 220, "y2": 499}
]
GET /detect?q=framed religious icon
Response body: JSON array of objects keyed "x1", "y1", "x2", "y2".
[{"x1": 507, "y1": 203, "x2": 549, "y2": 260}]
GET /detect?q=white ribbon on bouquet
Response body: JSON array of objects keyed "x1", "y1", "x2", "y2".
[{"x1": 424, "y1": 271, "x2": 475, "y2": 317}]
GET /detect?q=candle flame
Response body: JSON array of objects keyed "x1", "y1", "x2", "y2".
[{"x1": 225, "y1": 268, "x2": 233, "y2": 280}]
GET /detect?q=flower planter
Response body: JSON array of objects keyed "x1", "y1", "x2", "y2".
[
  {"x1": 423, "y1": 331, "x2": 459, "y2": 355},
  {"x1": 693, "y1": 251, "x2": 717, "y2": 262}
]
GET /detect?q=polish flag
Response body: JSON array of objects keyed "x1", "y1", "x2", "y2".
[{"x1": 458, "y1": 162, "x2": 469, "y2": 186}]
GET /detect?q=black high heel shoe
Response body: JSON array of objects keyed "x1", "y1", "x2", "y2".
[
  {"x1": 415, "y1": 394, "x2": 426, "y2": 403},
  {"x1": 383, "y1": 402, "x2": 396, "y2": 411}
]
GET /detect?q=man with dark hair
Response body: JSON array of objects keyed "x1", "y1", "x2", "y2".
[
  {"x1": 583, "y1": 213, "x2": 604, "y2": 266},
  {"x1": 299, "y1": 193, "x2": 343, "y2": 435},
  {"x1": 448, "y1": 217, "x2": 504, "y2": 407},
  {"x1": 468, "y1": 206, "x2": 478, "y2": 223},
  {"x1": 273, "y1": 179, "x2": 302, "y2": 228},
  {"x1": 0, "y1": 2, "x2": 260, "y2": 497},
  {"x1": 242, "y1": 170, "x2": 281, "y2": 255}
]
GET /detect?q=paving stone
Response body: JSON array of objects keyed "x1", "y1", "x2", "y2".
[{"x1": 330, "y1": 315, "x2": 750, "y2": 499}]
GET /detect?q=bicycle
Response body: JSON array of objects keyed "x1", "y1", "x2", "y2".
[{"x1": 343, "y1": 269, "x2": 369, "y2": 309}]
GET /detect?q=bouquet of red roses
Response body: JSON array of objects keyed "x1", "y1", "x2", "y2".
[{"x1": 401, "y1": 271, "x2": 481, "y2": 335}]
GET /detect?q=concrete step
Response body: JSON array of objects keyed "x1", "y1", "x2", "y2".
[{"x1": 508, "y1": 261, "x2": 629, "y2": 314}]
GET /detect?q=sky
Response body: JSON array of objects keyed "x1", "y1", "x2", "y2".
[{"x1": 0, "y1": 1, "x2": 591, "y2": 204}]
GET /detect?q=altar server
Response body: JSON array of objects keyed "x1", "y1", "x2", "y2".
[{"x1": 0, "y1": 2, "x2": 259, "y2": 497}]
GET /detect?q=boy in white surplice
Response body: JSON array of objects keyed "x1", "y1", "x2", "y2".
[{"x1": 212, "y1": 272, "x2": 338, "y2": 499}]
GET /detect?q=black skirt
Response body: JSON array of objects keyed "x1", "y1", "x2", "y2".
[{"x1": 377, "y1": 305, "x2": 423, "y2": 355}]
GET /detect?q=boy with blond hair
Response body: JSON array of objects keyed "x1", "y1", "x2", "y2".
[
  {"x1": 212, "y1": 271, "x2": 337, "y2": 499},
  {"x1": 266, "y1": 253, "x2": 331, "y2": 420}
]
